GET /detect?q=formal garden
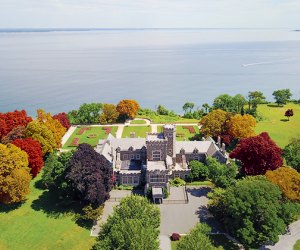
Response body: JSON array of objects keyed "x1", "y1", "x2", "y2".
[
  {"x1": 62, "y1": 126, "x2": 118, "y2": 149},
  {"x1": 122, "y1": 125, "x2": 152, "y2": 138}
]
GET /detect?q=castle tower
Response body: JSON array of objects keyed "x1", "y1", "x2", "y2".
[{"x1": 163, "y1": 124, "x2": 176, "y2": 157}]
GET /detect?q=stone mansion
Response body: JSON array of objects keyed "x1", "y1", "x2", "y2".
[{"x1": 96, "y1": 124, "x2": 228, "y2": 191}]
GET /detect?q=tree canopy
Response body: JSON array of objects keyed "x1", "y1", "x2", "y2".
[
  {"x1": 53, "y1": 112, "x2": 71, "y2": 129},
  {"x1": 99, "y1": 104, "x2": 119, "y2": 124},
  {"x1": 0, "y1": 143, "x2": 31, "y2": 204},
  {"x1": 266, "y1": 167, "x2": 300, "y2": 202},
  {"x1": 284, "y1": 138, "x2": 300, "y2": 172},
  {"x1": 272, "y1": 89, "x2": 292, "y2": 106},
  {"x1": 0, "y1": 110, "x2": 32, "y2": 139},
  {"x1": 213, "y1": 94, "x2": 246, "y2": 114},
  {"x1": 12, "y1": 138, "x2": 44, "y2": 177},
  {"x1": 209, "y1": 176, "x2": 290, "y2": 248},
  {"x1": 182, "y1": 102, "x2": 195, "y2": 114},
  {"x1": 68, "y1": 103, "x2": 103, "y2": 124},
  {"x1": 26, "y1": 120, "x2": 56, "y2": 155},
  {"x1": 1, "y1": 126, "x2": 26, "y2": 144},
  {"x1": 247, "y1": 91, "x2": 266, "y2": 109},
  {"x1": 95, "y1": 195, "x2": 160, "y2": 250},
  {"x1": 227, "y1": 114, "x2": 256, "y2": 139},
  {"x1": 116, "y1": 99, "x2": 140, "y2": 119},
  {"x1": 230, "y1": 132, "x2": 283, "y2": 175},
  {"x1": 66, "y1": 144, "x2": 113, "y2": 206}
]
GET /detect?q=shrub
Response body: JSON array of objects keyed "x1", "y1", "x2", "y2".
[
  {"x1": 169, "y1": 177, "x2": 186, "y2": 187},
  {"x1": 163, "y1": 187, "x2": 169, "y2": 198},
  {"x1": 170, "y1": 233, "x2": 181, "y2": 241},
  {"x1": 79, "y1": 204, "x2": 104, "y2": 222}
]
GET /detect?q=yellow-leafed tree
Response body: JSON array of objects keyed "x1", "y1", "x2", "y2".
[
  {"x1": 227, "y1": 114, "x2": 256, "y2": 139},
  {"x1": 37, "y1": 109, "x2": 66, "y2": 149},
  {"x1": 116, "y1": 100, "x2": 140, "y2": 119},
  {"x1": 99, "y1": 104, "x2": 119, "y2": 124},
  {"x1": 266, "y1": 167, "x2": 300, "y2": 202},
  {"x1": 0, "y1": 143, "x2": 31, "y2": 204},
  {"x1": 26, "y1": 120, "x2": 56, "y2": 155},
  {"x1": 200, "y1": 109, "x2": 230, "y2": 138}
]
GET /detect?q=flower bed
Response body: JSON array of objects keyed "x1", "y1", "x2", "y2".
[
  {"x1": 182, "y1": 126, "x2": 196, "y2": 134},
  {"x1": 87, "y1": 134, "x2": 97, "y2": 138},
  {"x1": 77, "y1": 127, "x2": 91, "y2": 135},
  {"x1": 102, "y1": 127, "x2": 112, "y2": 135},
  {"x1": 70, "y1": 138, "x2": 79, "y2": 146}
]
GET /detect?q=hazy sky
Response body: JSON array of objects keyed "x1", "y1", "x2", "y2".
[{"x1": 1, "y1": 0, "x2": 300, "y2": 29}]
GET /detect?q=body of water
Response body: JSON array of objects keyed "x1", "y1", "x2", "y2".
[{"x1": 0, "y1": 29, "x2": 300, "y2": 116}]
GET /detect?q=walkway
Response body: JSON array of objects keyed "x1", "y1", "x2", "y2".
[
  {"x1": 159, "y1": 235, "x2": 171, "y2": 250},
  {"x1": 262, "y1": 220, "x2": 300, "y2": 250},
  {"x1": 61, "y1": 126, "x2": 76, "y2": 146},
  {"x1": 115, "y1": 125, "x2": 125, "y2": 138}
]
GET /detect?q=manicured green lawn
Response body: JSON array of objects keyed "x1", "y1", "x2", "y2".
[
  {"x1": 175, "y1": 125, "x2": 200, "y2": 141},
  {"x1": 136, "y1": 114, "x2": 199, "y2": 124},
  {"x1": 255, "y1": 103, "x2": 300, "y2": 148},
  {"x1": 186, "y1": 181, "x2": 214, "y2": 186},
  {"x1": 62, "y1": 126, "x2": 117, "y2": 149},
  {"x1": 0, "y1": 175, "x2": 95, "y2": 250},
  {"x1": 294, "y1": 240, "x2": 300, "y2": 250},
  {"x1": 122, "y1": 125, "x2": 151, "y2": 138},
  {"x1": 130, "y1": 119, "x2": 147, "y2": 124}
]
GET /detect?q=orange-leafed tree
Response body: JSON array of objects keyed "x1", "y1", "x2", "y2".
[
  {"x1": 53, "y1": 112, "x2": 71, "y2": 130},
  {"x1": 1, "y1": 126, "x2": 26, "y2": 144},
  {"x1": 199, "y1": 109, "x2": 231, "y2": 138},
  {"x1": 26, "y1": 120, "x2": 56, "y2": 155},
  {"x1": 0, "y1": 143, "x2": 31, "y2": 204},
  {"x1": 227, "y1": 114, "x2": 256, "y2": 139},
  {"x1": 12, "y1": 138, "x2": 44, "y2": 177},
  {"x1": 116, "y1": 100, "x2": 140, "y2": 119},
  {"x1": 37, "y1": 109, "x2": 66, "y2": 148},
  {"x1": 266, "y1": 167, "x2": 300, "y2": 202},
  {"x1": 0, "y1": 110, "x2": 32, "y2": 139},
  {"x1": 99, "y1": 104, "x2": 119, "y2": 124}
]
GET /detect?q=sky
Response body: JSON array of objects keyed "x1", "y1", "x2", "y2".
[{"x1": 0, "y1": 0, "x2": 300, "y2": 29}]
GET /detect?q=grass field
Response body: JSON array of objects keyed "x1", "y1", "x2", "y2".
[
  {"x1": 0, "y1": 175, "x2": 95, "y2": 250},
  {"x1": 62, "y1": 126, "x2": 117, "y2": 149},
  {"x1": 136, "y1": 114, "x2": 199, "y2": 124},
  {"x1": 255, "y1": 103, "x2": 300, "y2": 148},
  {"x1": 294, "y1": 240, "x2": 300, "y2": 250},
  {"x1": 130, "y1": 120, "x2": 147, "y2": 124},
  {"x1": 122, "y1": 125, "x2": 151, "y2": 138},
  {"x1": 186, "y1": 181, "x2": 214, "y2": 186}
]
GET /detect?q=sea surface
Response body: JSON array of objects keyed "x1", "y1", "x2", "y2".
[{"x1": 0, "y1": 28, "x2": 300, "y2": 116}]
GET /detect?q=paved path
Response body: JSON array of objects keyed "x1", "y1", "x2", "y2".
[
  {"x1": 61, "y1": 126, "x2": 76, "y2": 146},
  {"x1": 151, "y1": 124, "x2": 158, "y2": 133},
  {"x1": 262, "y1": 220, "x2": 300, "y2": 250},
  {"x1": 115, "y1": 125, "x2": 125, "y2": 138},
  {"x1": 159, "y1": 235, "x2": 172, "y2": 250}
]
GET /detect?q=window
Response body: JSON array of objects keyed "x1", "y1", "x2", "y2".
[
  {"x1": 152, "y1": 150, "x2": 161, "y2": 161},
  {"x1": 136, "y1": 154, "x2": 140, "y2": 160},
  {"x1": 123, "y1": 154, "x2": 128, "y2": 160},
  {"x1": 149, "y1": 174, "x2": 165, "y2": 183},
  {"x1": 130, "y1": 154, "x2": 134, "y2": 160},
  {"x1": 122, "y1": 176, "x2": 139, "y2": 185},
  {"x1": 168, "y1": 133, "x2": 173, "y2": 137},
  {"x1": 193, "y1": 155, "x2": 199, "y2": 160},
  {"x1": 174, "y1": 173, "x2": 180, "y2": 178}
]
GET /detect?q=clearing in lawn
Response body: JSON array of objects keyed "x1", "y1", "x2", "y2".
[
  {"x1": 122, "y1": 125, "x2": 151, "y2": 138},
  {"x1": 62, "y1": 126, "x2": 118, "y2": 149},
  {"x1": 255, "y1": 103, "x2": 300, "y2": 148},
  {"x1": 0, "y1": 175, "x2": 95, "y2": 250}
]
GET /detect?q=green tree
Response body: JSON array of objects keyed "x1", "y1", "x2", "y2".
[
  {"x1": 247, "y1": 91, "x2": 266, "y2": 109},
  {"x1": 71, "y1": 103, "x2": 103, "y2": 124},
  {"x1": 177, "y1": 223, "x2": 216, "y2": 250},
  {"x1": 183, "y1": 102, "x2": 195, "y2": 114},
  {"x1": 232, "y1": 94, "x2": 247, "y2": 114},
  {"x1": 284, "y1": 138, "x2": 300, "y2": 172},
  {"x1": 209, "y1": 176, "x2": 288, "y2": 248},
  {"x1": 188, "y1": 160, "x2": 209, "y2": 181},
  {"x1": 272, "y1": 89, "x2": 292, "y2": 106},
  {"x1": 156, "y1": 105, "x2": 169, "y2": 115},
  {"x1": 94, "y1": 195, "x2": 160, "y2": 250},
  {"x1": 202, "y1": 103, "x2": 210, "y2": 113}
]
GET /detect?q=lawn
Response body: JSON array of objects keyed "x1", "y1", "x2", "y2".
[
  {"x1": 62, "y1": 126, "x2": 118, "y2": 149},
  {"x1": 136, "y1": 114, "x2": 199, "y2": 124},
  {"x1": 186, "y1": 181, "x2": 214, "y2": 186},
  {"x1": 122, "y1": 125, "x2": 151, "y2": 138},
  {"x1": 130, "y1": 119, "x2": 147, "y2": 124},
  {"x1": 171, "y1": 234, "x2": 238, "y2": 250},
  {"x1": 175, "y1": 125, "x2": 200, "y2": 141},
  {"x1": 294, "y1": 240, "x2": 300, "y2": 250},
  {"x1": 0, "y1": 175, "x2": 95, "y2": 250},
  {"x1": 255, "y1": 103, "x2": 300, "y2": 148}
]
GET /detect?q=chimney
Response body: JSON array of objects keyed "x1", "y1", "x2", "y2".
[
  {"x1": 217, "y1": 136, "x2": 221, "y2": 146},
  {"x1": 222, "y1": 143, "x2": 226, "y2": 151}
]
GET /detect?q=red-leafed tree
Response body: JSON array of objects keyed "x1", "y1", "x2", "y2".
[
  {"x1": 284, "y1": 109, "x2": 294, "y2": 121},
  {"x1": 230, "y1": 132, "x2": 283, "y2": 175},
  {"x1": 1, "y1": 126, "x2": 26, "y2": 144},
  {"x1": 12, "y1": 138, "x2": 44, "y2": 177},
  {"x1": 53, "y1": 112, "x2": 71, "y2": 130},
  {"x1": 0, "y1": 110, "x2": 32, "y2": 139}
]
